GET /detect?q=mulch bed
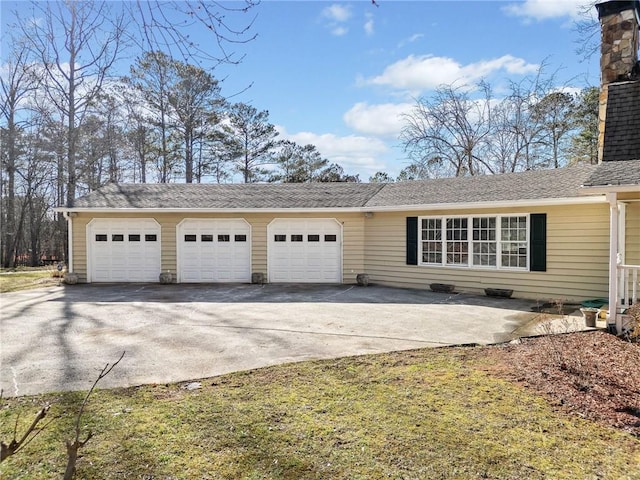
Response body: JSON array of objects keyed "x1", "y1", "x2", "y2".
[{"x1": 482, "y1": 331, "x2": 640, "y2": 436}]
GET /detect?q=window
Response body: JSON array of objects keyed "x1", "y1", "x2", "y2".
[
  {"x1": 145, "y1": 234, "x2": 157, "y2": 242},
  {"x1": 308, "y1": 234, "x2": 320, "y2": 242},
  {"x1": 218, "y1": 234, "x2": 230, "y2": 242},
  {"x1": 501, "y1": 216, "x2": 527, "y2": 268},
  {"x1": 472, "y1": 217, "x2": 496, "y2": 267},
  {"x1": 184, "y1": 234, "x2": 197, "y2": 242},
  {"x1": 421, "y1": 218, "x2": 442, "y2": 264},
  {"x1": 235, "y1": 234, "x2": 247, "y2": 242},
  {"x1": 112, "y1": 234, "x2": 124, "y2": 242},
  {"x1": 201, "y1": 234, "x2": 213, "y2": 242},
  {"x1": 446, "y1": 218, "x2": 468, "y2": 265},
  {"x1": 418, "y1": 215, "x2": 528, "y2": 270},
  {"x1": 128, "y1": 234, "x2": 141, "y2": 242},
  {"x1": 291, "y1": 234, "x2": 303, "y2": 242},
  {"x1": 274, "y1": 234, "x2": 286, "y2": 242},
  {"x1": 324, "y1": 234, "x2": 337, "y2": 242},
  {"x1": 95, "y1": 234, "x2": 107, "y2": 242}
]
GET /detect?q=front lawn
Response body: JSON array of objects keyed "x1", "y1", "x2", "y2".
[
  {"x1": 1, "y1": 339, "x2": 638, "y2": 479},
  {"x1": 0, "y1": 269, "x2": 60, "y2": 293}
]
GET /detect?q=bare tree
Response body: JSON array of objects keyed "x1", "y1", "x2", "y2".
[
  {"x1": 400, "y1": 82, "x2": 494, "y2": 178},
  {"x1": 0, "y1": 40, "x2": 38, "y2": 267},
  {"x1": 16, "y1": 1, "x2": 127, "y2": 207}
]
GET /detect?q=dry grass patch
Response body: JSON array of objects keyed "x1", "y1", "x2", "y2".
[
  {"x1": 2, "y1": 345, "x2": 639, "y2": 479},
  {"x1": 0, "y1": 269, "x2": 60, "y2": 293}
]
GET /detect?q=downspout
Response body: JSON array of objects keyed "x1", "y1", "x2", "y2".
[
  {"x1": 607, "y1": 192, "x2": 619, "y2": 333},
  {"x1": 63, "y1": 212, "x2": 74, "y2": 273}
]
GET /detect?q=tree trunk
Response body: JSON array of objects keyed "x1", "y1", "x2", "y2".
[
  {"x1": 3, "y1": 107, "x2": 16, "y2": 268},
  {"x1": 185, "y1": 129, "x2": 193, "y2": 183}
]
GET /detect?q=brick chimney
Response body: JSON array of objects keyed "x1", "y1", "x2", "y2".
[{"x1": 596, "y1": 0, "x2": 640, "y2": 162}]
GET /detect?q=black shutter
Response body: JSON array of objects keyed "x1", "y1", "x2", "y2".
[
  {"x1": 406, "y1": 217, "x2": 418, "y2": 265},
  {"x1": 530, "y1": 213, "x2": 547, "y2": 272}
]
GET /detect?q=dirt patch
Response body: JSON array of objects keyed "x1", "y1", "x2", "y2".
[{"x1": 482, "y1": 331, "x2": 640, "y2": 436}]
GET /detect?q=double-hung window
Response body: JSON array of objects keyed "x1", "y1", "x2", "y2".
[
  {"x1": 446, "y1": 218, "x2": 468, "y2": 265},
  {"x1": 419, "y1": 214, "x2": 528, "y2": 270},
  {"x1": 500, "y1": 216, "x2": 528, "y2": 268},
  {"x1": 472, "y1": 217, "x2": 496, "y2": 267},
  {"x1": 421, "y1": 218, "x2": 442, "y2": 264}
]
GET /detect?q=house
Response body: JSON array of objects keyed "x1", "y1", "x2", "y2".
[{"x1": 58, "y1": 1, "x2": 640, "y2": 333}]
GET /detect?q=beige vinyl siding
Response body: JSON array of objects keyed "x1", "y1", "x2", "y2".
[
  {"x1": 71, "y1": 216, "x2": 88, "y2": 282},
  {"x1": 625, "y1": 200, "x2": 640, "y2": 265},
  {"x1": 363, "y1": 204, "x2": 611, "y2": 302},
  {"x1": 71, "y1": 211, "x2": 365, "y2": 284}
]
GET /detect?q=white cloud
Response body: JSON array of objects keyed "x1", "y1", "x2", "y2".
[
  {"x1": 365, "y1": 54, "x2": 539, "y2": 93},
  {"x1": 276, "y1": 126, "x2": 389, "y2": 175},
  {"x1": 397, "y1": 33, "x2": 424, "y2": 48},
  {"x1": 331, "y1": 26, "x2": 349, "y2": 37},
  {"x1": 322, "y1": 4, "x2": 352, "y2": 23},
  {"x1": 503, "y1": 0, "x2": 587, "y2": 21},
  {"x1": 364, "y1": 13, "x2": 374, "y2": 36},
  {"x1": 321, "y1": 4, "x2": 352, "y2": 36},
  {"x1": 343, "y1": 102, "x2": 413, "y2": 137}
]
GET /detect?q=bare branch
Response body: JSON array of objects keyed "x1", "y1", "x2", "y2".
[
  {"x1": 0, "y1": 403, "x2": 51, "y2": 462},
  {"x1": 63, "y1": 351, "x2": 125, "y2": 480}
]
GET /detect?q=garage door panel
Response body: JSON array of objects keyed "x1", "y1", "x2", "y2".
[
  {"x1": 89, "y1": 219, "x2": 161, "y2": 283},
  {"x1": 178, "y1": 219, "x2": 251, "y2": 283},
  {"x1": 268, "y1": 219, "x2": 342, "y2": 283}
]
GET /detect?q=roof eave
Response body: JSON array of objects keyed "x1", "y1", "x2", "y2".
[
  {"x1": 55, "y1": 195, "x2": 607, "y2": 214},
  {"x1": 579, "y1": 184, "x2": 640, "y2": 195},
  {"x1": 365, "y1": 195, "x2": 607, "y2": 212},
  {"x1": 54, "y1": 206, "x2": 368, "y2": 214}
]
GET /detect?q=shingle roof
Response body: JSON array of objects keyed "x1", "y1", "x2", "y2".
[
  {"x1": 71, "y1": 165, "x2": 607, "y2": 211},
  {"x1": 71, "y1": 182, "x2": 385, "y2": 209},
  {"x1": 583, "y1": 159, "x2": 640, "y2": 186},
  {"x1": 363, "y1": 164, "x2": 598, "y2": 207},
  {"x1": 602, "y1": 81, "x2": 640, "y2": 162}
]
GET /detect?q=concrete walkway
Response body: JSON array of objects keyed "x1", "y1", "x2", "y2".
[{"x1": 0, "y1": 283, "x2": 589, "y2": 396}]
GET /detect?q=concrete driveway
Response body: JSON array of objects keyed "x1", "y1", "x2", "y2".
[{"x1": 1, "y1": 283, "x2": 544, "y2": 397}]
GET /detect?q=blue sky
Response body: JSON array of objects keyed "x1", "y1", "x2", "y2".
[
  {"x1": 215, "y1": 0, "x2": 600, "y2": 179},
  {"x1": 1, "y1": 1, "x2": 601, "y2": 181}
]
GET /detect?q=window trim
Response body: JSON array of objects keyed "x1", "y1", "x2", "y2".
[{"x1": 418, "y1": 214, "x2": 530, "y2": 271}]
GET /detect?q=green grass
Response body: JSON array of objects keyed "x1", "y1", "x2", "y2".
[
  {"x1": 0, "y1": 269, "x2": 60, "y2": 293},
  {"x1": 1, "y1": 348, "x2": 639, "y2": 479}
]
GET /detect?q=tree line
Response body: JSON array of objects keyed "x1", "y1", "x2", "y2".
[
  {"x1": 370, "y1": 73, "x2": 598, "y2": 182},
  {"x1": 1, "y1": 1, "x2": 599, "y2": 268}
]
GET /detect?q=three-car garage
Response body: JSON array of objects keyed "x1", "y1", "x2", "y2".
[{"x1": 86, "y1": 217, "x2": 343, "y2": 284}]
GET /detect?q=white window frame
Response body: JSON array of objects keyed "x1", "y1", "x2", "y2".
[{"x1": 418, "y1": 214, "x2": 530, "y2": 271}]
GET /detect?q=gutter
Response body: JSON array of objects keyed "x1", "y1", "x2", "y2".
[{"x1": 54, "y1": 195, "x2": 608, "y2": 215}]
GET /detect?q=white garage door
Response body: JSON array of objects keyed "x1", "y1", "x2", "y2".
[
  {"x1": 177, "y1": 219, "x2": 251, "y2": 283},
  {"x1": 88, "y1": 219, "x2": 161, "y2": 282},
  {"x1": 268, "y1": 218, "x2": 342, "y2": 283}
]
